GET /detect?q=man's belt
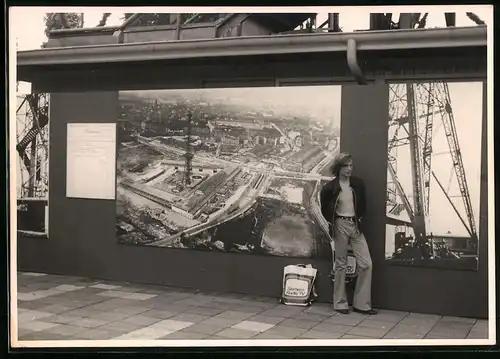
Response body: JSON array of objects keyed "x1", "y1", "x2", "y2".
[{"x1": 335, "y1": 215, "x2": 356, "y2": 222}]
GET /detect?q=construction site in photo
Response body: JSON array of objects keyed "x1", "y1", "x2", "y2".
[{"x1": 115, "y1": 86, "x2": 340, "y2": 258}]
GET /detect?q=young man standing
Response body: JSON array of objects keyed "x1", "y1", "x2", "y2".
[{"x1": 320, "y1": 152, "x2": 377, "y2": 315}]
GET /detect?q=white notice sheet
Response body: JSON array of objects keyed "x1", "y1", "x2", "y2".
[{"x1": 66, "y1": 123, "x2": 116, "y2": 200}]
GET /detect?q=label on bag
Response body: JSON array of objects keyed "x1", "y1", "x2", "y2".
[{"x1": 284, "y1": 278, "x2": 308, "y2": 297}]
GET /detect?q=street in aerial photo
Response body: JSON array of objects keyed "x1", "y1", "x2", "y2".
[{"x1": 116, "y1": 86, "x2": 341, "y2": 259}]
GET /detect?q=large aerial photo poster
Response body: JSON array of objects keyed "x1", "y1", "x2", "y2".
[
  {"x1": 384, "y1": 81, "x2": 483, "y2": 270},
  {"x1": 116, "y1": 86, "x2": 341, "y2": 259}
]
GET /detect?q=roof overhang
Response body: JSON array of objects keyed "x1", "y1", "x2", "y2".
[{"x1": 16, "y1": 26, "x2": 487, "y2": 86}]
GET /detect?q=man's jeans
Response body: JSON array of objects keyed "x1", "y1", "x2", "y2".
[{"x1": 331, "y1": 218, "x2": 373, "y2": 311}]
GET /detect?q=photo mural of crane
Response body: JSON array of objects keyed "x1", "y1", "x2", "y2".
[
  {"x1": 386, "y1": 82, "x2": 479, "y2": 268},
  {"x1": 16, "y1": 93, "x2": 50, "y2": 234},
  {"x1": 16, "y1": 93, "x2": 50, "y2": 199}
]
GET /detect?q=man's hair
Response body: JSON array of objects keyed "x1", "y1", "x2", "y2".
[{"x1": 331, "y1": 152, "x2": 353, "y2": 176}]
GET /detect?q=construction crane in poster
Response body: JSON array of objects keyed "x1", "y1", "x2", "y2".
[
  {"x1": 16, "y1": 93, "x2": 50, "y2": 199},
  {"x1": 382, "y1": 12, "x2": 480, "y2": 256},
  {"x1": 387, "y1": 83, "x2": 478, "y2": 248}
]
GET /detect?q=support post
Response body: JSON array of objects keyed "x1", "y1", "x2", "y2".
[
  {"x1": 328, "y1": 13, "x2": 340, "y2": 32},
  {"x1": 445, "y1": 13, "x2": 456, "y2": 27}
]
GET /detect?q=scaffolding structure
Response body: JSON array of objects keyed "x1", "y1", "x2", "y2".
[
  {"x1": 16, "y1": 93, "x2": 50, "y2": 200},
  {"x1": 387, "y1": 82, "x2": 478, "y2": 254}
]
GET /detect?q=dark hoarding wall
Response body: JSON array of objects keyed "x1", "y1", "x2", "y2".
[
  {"x1": 384, "y1": 82, "x2": 483, "y2": 271},
  {"x1": 17, "y1": 82, "x2": 489, "y2": 318},
  {"x1": 116, "y1": 87, "x2": 341, "y2": 260}
]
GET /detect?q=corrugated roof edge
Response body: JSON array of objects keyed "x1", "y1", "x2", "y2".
[{"x1": 18, "y1": 26, "x2": 486, "y2": 67}]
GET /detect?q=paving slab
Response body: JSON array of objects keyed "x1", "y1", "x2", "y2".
[
  {"x1": 74, "y1": 328, "x2": 125, "y2": 340},
  {"x1": 252, "y1": 332, "x2": 290, "y2": 339},
  {"x1": 247, "y1": 314, "x2": 286, "y2": 325},
  {"x1": 121, "y1": 314, "x2": 163, "y2": 327},
  {"x1": 110, "y1": 305, "x2": 151, "y2": 316},
  {"x1": 41, "y1": 324, "x2": 89, "y2": 337},
  {"x1": 347, "y1": 325, "x2": 391, "y2": 338},
  {"x1": 259, "y1": 307, "x2": 306, "y2": 318},
  {"x1": 278, "y1": 318, "x2": 321, "y2": 330},
  {"x1": 357, "y1": 319, "x2": 399, "y2": 331},
  {"x1": 184, "y1": 306, "x2": 224, "y2": 316},
  {"x1": 437, "y1": 316, "x2": 477, "y2": 325},
  {"x1": 68, "y1": 318, "x2": 110, "y2": 329},
  {"x1": 41, "y1": 314, "x2": 84, "y2": 325},
  {"x1": 424, "y1": 334, "x2": 465, "y2": 339},
  {"x1": 113, "y1": 327, "x2": 173, "y2": 340},
  {"x1": 391, "y1": 322, "x2": 436, "y2": 334},
  {"x1": 424, "y1": 328, "x2": 470, "y2": 339},
  {"x1": 227, "y1": 304, "x2": 267, "y2": 315},
  {"x1": 365, "y1": 311, "x2": 408, "y2": 323},
  {"x1": 90, "y1": 284, "x2": 122, "y2": 290},
  {"x1": 199, "y1": 317, "x2": 242, "y2": 328},
  {"x1": 160, "y1": 331, "x2": 210, "y2": 340},
  {"x1": 323, "y1": 314, "x2": 366, "y2": 326},
  {"x1": 214, "y1": 310, "x2": 255, "y2": 321},
  {"x1": 34, "y1": 304, "x2": 75, "y2": 315},
  {"x1": 198, "y1": 301, "x2": 239, "y2": 310},
  {"x1": 22, "y1": 272, "x2": 48, "y2": 277},
  {"x1": 20, "y1": 332, "x2": 68, "y2": 341},
  {"x1": 182, "y1": 323, "x2": 227, "y2": 336},
  {"x1": 18, "y1": 320, "x2": 60, "y2": 332},
  {"x1": 53, "y1": 284, "x2": 86, "y2": 292},
  {"x1": 18, "y1": 310, "x2": 54, "y2": 322},
  {"x1": 98, "y1": 321, "x2": 145, "y2": 334},
  {"x1": 290, "y1": 311, "x2": 331, "y2": 322},
  {"x1": 341, "y1": 334, "x2": 374, "y2": 339},
  {"x1": 405, "y1": 312, "x2": 442, "y2": 321},
  {"x1": 384, "y1": 328, "x2": 426, "y2": 339},
  {"x1": 17, "y1": 300, "x2": 54, "y2": 311},
  {"x1": 173, "y1": 297, "x2": 214, "y2": 307},
  {"x1": 141, "y1": 309, "x2": 178, "y2": 320},
  {"x1": 467, "y1": 331, "x2": 489, "y2": 339},
  {"x1": 214, "y1": 328, "x2": 259, "y2": 339},
  {"x1": 149, "y1": 319, "x2": 193, "y2": 331},
  {"x1": 154, "y1": 304, "x2": 198, "y2": 314},
  {"x1": 231, "y1": 320, "x2": 275, "y2": 333},
  {"x1": 263, "y1": 325, "x2": 309, "y2": 338},
  {"x1": 466, "y1": 320, "x2": 489, "y2": 339},
  {"x1": 168, "y1": 313, "x2": 211, "y2": 324},
  {"x1": 297, "y1": 330, "x2": 344, "y2": 339},
  {"x1": 311, "y1": 322, "x2": 353, "y2": 334},
  {"x1": 303, "y1": 304, "x2": 336, "y2": 315}
]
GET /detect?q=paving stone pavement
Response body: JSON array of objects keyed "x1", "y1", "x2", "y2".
[{"x1": 15, "y1": 272, "x2": 489, "y2": 342}]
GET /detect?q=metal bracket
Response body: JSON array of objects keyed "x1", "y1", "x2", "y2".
[{"x1": 346, "y1": 38, "x2": 368, "y2": 85}]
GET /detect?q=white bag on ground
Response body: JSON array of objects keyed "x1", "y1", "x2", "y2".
[{"x1": 280, "y1": 264, "x2": 318, "y2": 306}]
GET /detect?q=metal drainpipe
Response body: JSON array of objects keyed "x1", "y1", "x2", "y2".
[{"x1": 346, "y1": 38, "x2": 367, "y2": 85}]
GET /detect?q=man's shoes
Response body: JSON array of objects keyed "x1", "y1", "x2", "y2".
[
  {"x1": 336, "y1": 309, "x2": 350, "y2": 315},
  {"x1": 353, "y1": 307, "x2": 378, "y2": 315}
]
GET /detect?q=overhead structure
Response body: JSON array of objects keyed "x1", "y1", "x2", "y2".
[
  {"x1": 369, "y1": 11, "x2": 486, "y2": 30},
  {"x1": 16, "y1": 93, "x2": 50, "y2": 199}
]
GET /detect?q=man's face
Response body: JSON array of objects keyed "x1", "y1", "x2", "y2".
[{"x1": 339, "y1": 159, "x2": 353, "y2": 177}]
